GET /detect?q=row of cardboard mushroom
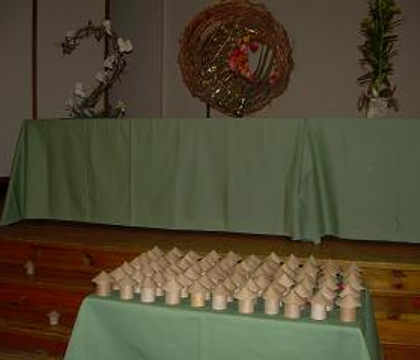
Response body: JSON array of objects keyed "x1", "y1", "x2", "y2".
[{"x1": 93, "y1": 247, "x2": 364, "y2": 322}]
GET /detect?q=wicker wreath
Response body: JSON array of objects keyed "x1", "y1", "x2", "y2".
[{"x1": 178, "y1": 1, "x2": 294, "y2": 117}]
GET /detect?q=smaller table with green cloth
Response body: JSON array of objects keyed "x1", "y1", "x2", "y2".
[{"x1": 64, "y1": 291, "x2": 381, "y2": 360}]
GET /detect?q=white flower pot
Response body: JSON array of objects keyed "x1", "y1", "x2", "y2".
[{"x1": 366, "y1": 97, "x2": 389, "y2": 118}]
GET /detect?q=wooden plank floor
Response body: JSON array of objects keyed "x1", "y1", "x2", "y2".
[{"x1": 2, "y1": 183, "x2": 420, "y2": 360}]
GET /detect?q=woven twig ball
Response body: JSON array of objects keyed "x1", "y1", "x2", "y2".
[{"x1": 178, "y1": 1, "x2": 294, "y2": 117}]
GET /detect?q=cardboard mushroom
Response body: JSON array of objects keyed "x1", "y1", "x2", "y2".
[
  {"x1": 184, "y1": 266, "x2": 201, "y2": 281},
  {"x1": 207, "y1": 265, "x2": 227, "y2": 283},
  {"x1": 177, "y1": 273, "x2": 193, "y2": 298},
  {"x1": 163, "y1": 277, "x2": 183, "y2": 305},
  {"x1": 109, "y1": 267, "x2": 126, "y2": 290},
  {"x1": 234, "y1": 286, "x2": 258, "y2": 314},
  {"x1": 92, "y1": 271, "x2": 113, "y2": 297},
  {"x1": 317, "y1": 274, "x2": 339, "y2": 291},
  {"x1": 206, "y1": 250, "x2": 221, "y2": 263},
  {"x1": 48, "y1": 310, "x2": 61, "y2": 326},
  {"x1": 263, "y1": 285, "x2": 282, "y2": 315},
  {"x1": 188, "y1": 280, "x2": 207, "y2": 307},
  {"x1": 282, "y1": 288, "x2": 306, "y2": 319},
  {"x1": 121, "y1": 261, "x2": 135, "y2": 275},
  {"x1": 184, "y1": 250, "x2": 201, "y2": 264},
  {"x1": 310, "y1": 292, "x2": 331, "y2": 321},
  {"x1": 150, "y1": 245, "x2": 164, "y2": 258},
  {"x1": 343, "y1": 272, "x2": 364, "y2": 291},
  {"x1": 131, "y1": 268, "x2": 145, "y2": 294},
  {"x1": 318, "y1": 285, "x2": 337, "y2": 311},
  {"x1": 198, "y1": 273, "x2": 215, "y2": 300},
  {"x1": 275, "y1": 271, "x2": 295, "y2": 289},
  {"x1": 336, "y1": 294, "x2": 361, "y2": 322},
  {"x1": 153, "y1": 271, "x2": 165, "y2": 297},
  {"x1": 280, "y1": 263, "x2": 296, "y2": 278},
  {"x1": 222, "y1": 277, "x2": 237, "y2": 302},
  {"x1": 253, "y1": 274, "x2": 271, "y2": 295},
  {"x1": 177, "y1": 257, "x2": 191, "y2": 271},
  {"x1": 339, "y1": 285, "x2": 361, "y2": 300},
  {"x1": 230, "y1": 271, "x2": 247, "y2": 288},
  {"x1": 295, "y1": 272, "x2": 316, "y2": 290},
  {"x1": 285, "y1": 254, "x2": 300, "y2": 271},
  {"x1": 294, "y1": 282, "x2": 313, "y2": 300},
  {"x1": 265, "y1": 252, "x2": 282, "y2": 265},
  {"x1": 212, "y1": 283, "x2": 228, "y2": 310},
  {"x1": 300, "y1": 261, "x2": 319, "y2": 279},
  {"x1": 118, "y1": 275, "x2": 136, "y2": 300},
  {"x1": 140, "y1": 275, "x2": 157, "y2": 303}
]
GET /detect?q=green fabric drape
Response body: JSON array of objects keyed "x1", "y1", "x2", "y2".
[
  {"x1": 2, "y1": 118, "x2": 420, "y2": 243},
  {"x1": 64, "y1": 292, "x2": 381, "y2": 360}
]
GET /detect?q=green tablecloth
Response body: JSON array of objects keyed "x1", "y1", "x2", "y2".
[
  {"x1": 2, "y1": 118, "x2": 420, "y2": 243},
  {"x1": 64, "y1": 292, "x2": 381, "y2": 360}
]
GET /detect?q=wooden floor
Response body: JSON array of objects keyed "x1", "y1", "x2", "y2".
[{"x1": 1, "y1": 183, "x2": 420, "y2": 359}]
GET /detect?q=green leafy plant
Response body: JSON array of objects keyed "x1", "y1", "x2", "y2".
[{"x1": 357, "y1": 0, "x2": 402, "y2": 112}]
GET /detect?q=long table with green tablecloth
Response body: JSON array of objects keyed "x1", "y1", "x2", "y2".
[
  {"x1": 64, "y1": 292, "x2": 381, "y2": 360},
  {"x1": 2, "y1": 118, "x2": 420, "y2": 243}
]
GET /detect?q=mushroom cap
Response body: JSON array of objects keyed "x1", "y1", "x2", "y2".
[
  {"x1": 265, "y1": 252, "x2": 282, "y2": 264},
  {"x1": 206, "y1": 250, "x2": 221, "y2": 262},
  {"x1": 296, "y1": 277, "x2": 315, "y2": 292},
  {"x1": 184, "y1": 266, "x2": 201, "y2": 280},
  {"x1": 141, "y1": 263, "x2": 154, "y2": 277},
  {"x1": 230, "y1": 272, "x2": 247, "y2": 287},
  {"x1": 275, "y1": 272, "x2": 295, "y2": 288},
  {"x1": 92, "y1": 271, "x2": 113, "y2": 284},
  {"x1": 188, "y1": 280, "x2": 207, "y2": 295},
  {"x1": 310, "y1": 291, "x2": 332, "y2": 306},
  {"x1": 198, "y1": 258, "x2": 213, "y2": 271},
  {"x1": 118, "y1": 275, "x2": 136, "y2": 288},
  {"x1": 317, "y1": 275, "x2": 338, "y2": 291},
  {"x1": 318, "y1": 285, "x2": 336, "y2": 301},
  {"x1": 226, "y1": 251, "x2": 242, "y2": 263},
  {"x1": 162, "y1": 277, "x2": 183, "y2": 291},
  {"x1": 109, "y1": 267, "x2": 126, "y2": 282},
  {"x1": 122, "y1": 260, "x2": 135, "y2": 272},
  {"x1": 281, "y1": 263, "x2": 296, "y2": 278},
  {"x1": 129, "y1": 257, "x2": 142, "y2": 269},
  {"x1": 336, "y1": 294, "x2": 361, "y2": 308},
  {"x1": 163, "y1": 267, "x2": 177, "y2": 280},
  {"x1": 131, "y1": 269, "x2": 145, "y2": 283},
  {"x1": 339, "y1": 285, "x2": 361, "y2": 299},
  {"x1": 212, "y1": 283, "x2": 229, "y2": 296},
  {"x1": 142, "y1": 275, "x2": 157, "y2": 289},
  {"x1": 176, "y1": 273, "x2": 193, "y2": 287},
  {"x1": 177, "y1": 257, "x2": 191, "y2": 270},
  {"x1": 253, "y1": 274, "x2": 271, "y2": 290},
  {"x1": 286, "y1": 254, "x2": 300, "y2": 270},
  {"x1": 263, "y1": 285, "x2": 281, "y2": 300},
  {"x1": 170, "y1": 247, "x2": 185, "y2": 258},
  {"x1": 307, "y1": 255, "x2": 318, "y2": 267},
  {"x1": 170, "y1": 263, "x2": 183, "y2": 275},
  {"x1": 294, "y1": 283, "x2": 313, "y2": 299},
  {"x1": 184, "y1": 250, "x2": 201, "y2": 263},
  {"x1": 207, "y1": 266, "x2": 226, "y2": 282},
  {"x1": 157, "y1": 257, "x2": 170, "y2": 268},
  {"x1": 198, "y1": 274, "x2": 215, "y2": 289},
  {"x1": 150, "y1": 261, "x2": 162, "y2": 273},
  {"x1": 234, "y1": 286, "x2": 258, "y2": 300},
  {"x1": 300, "y1": 262, "x2": 319, "y2": 278},
  {"x1": 222, "y1": 277, "x2": 238, "y2": 292},
  {"x1": 283, "y1": 288, "x2": 306, "y2": 305},
  {"x1": 150, "y1": 246, "x2": 164, "y2": 257}
]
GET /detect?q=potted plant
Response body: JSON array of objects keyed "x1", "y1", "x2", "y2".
[{"x1": 357, "y1": 0, "x2": 403, "y2": 118}]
